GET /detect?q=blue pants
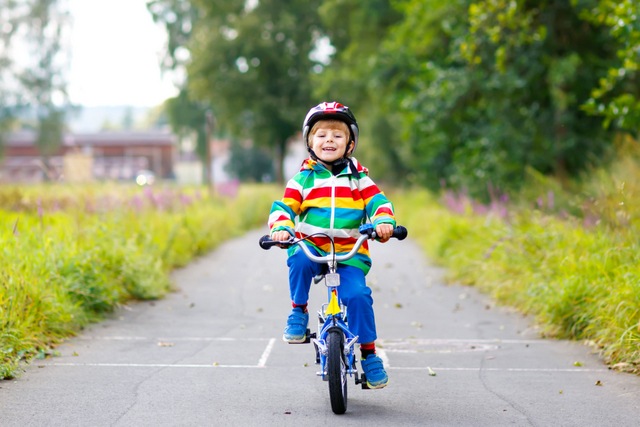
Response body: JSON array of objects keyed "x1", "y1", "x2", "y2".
[{"x1": 287, "y1": 246, "x2": 377, "y2": 344}]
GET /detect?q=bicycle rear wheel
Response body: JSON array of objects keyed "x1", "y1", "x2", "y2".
[{"x1": 327, "y1": 329, "x2": 347, "y2": 414}]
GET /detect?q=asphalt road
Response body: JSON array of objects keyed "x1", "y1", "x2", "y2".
[{"x1": 2, "y1": 228, "x2": 640, "y2": 426}]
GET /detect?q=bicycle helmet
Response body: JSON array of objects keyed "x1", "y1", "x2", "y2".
[{"x1": 302, "y1": 102, "x2": 359, "y2": 157}]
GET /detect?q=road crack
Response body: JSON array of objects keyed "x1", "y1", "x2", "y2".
[
  {"x1": 478, "y1": 354, "x2": 537, "y2": 426},
  {"x1": 111, "y1": 366, "x2": 165, "y2": 427},
  {"x1": 474, "y1": 320, "x2": 536, "y2": 426}
]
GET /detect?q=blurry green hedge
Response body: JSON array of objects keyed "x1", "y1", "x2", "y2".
[
  {"x1": 0, "y1": 184, "x2": 280, "y2": 379},
  {"x1": 394, "y1": 146, "x2": 640, "y2": 373}
]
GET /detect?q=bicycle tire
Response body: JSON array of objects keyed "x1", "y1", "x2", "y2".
[{"x1": 327, "y1": 329, "x2": 347, "y2": 414}]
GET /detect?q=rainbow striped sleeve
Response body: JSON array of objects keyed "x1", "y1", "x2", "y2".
[
  {"x1": 359, "y1": 174, "x2": 396, "y2": 228},
  {"x1": 268, "y1": 175, "x2": 305, "y2": 236}
]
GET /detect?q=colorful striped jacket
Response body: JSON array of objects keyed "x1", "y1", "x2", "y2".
[{"x1": 268, "y1": 157, "x2": 396, "y2": 275}]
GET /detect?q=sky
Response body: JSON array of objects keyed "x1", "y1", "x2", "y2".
[{"x1": 67, "y1": 0, "x2": 179, "y2": 107}]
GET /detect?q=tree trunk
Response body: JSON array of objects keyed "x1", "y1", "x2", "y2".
[
  {"x1": 275, "y1": 139, "x2": 286, "y2": 184},
  {"x1": 554, "y1": 110, "x2": 568, "y2": 184}
]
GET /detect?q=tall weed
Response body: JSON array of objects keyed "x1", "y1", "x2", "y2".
[{"x1": 0, "y1": 184, "x2": 280, "y2": 378}]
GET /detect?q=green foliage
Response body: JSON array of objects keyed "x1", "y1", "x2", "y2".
[
  {"x1": 0, "y1": 0, "x2": 69, "y2": 158},
  {"x1": 394, "y1": 143, "x2": 640, "y2": 372},
  {"x1": 458, "y1": 0, "x2": 640, "y2": 187},
  {"x1": 464, "y1": 0, "x2": 614, "y2": 187},
  {"x1": 152, "y1": 0, "x2": 328, "y2": 182},
  {"x1": 314, "y1": 0, "x2": 401, "y2": 105},
  {"x1": 0, "y1": 183, "x2": 281, "y2": 379},
  {"x1": 150, "y1": 0, "x2": 640, "y2": 195},
  {"x1": 579, "y1": 0, "x2": 640, "y2": 130},
  {"x1": 313, "y1": 0, "x2": 404, "y2": 179},
  {"x1": 164, "y1": 89, "x2": 208, "y2": 161},
  {"x1": 36, "y1": 108, "x2": 64, "y2": 157},
  {"x1": 319, "y1": 0, "x2": 639, "y2": 197},
  {"x1": 225, "y1": 139, "x2": 274, "y2": 182},
  {"x1": 147, "y1": 0, "x2": 198, "y2": 71},
  {"x1": 148, "y1": 1, "x2": 210, "y2": 165}
]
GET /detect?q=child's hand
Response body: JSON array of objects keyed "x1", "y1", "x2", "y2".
[
  {"x1": 271, "y1": 231, "x2": 292, "y2": 247},
  {"x1": 375, "y1": 223, "x2": 394, "y2": 242}
]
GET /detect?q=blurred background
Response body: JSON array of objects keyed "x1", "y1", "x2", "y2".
[
  {"x1": 0, "y1": 0, "x2": 638, "y2": 199},
  {"x1": 3, "y1": 0, "x2": 640, "y2": 380}
]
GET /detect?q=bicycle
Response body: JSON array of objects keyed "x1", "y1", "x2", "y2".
[{"x1": 259, "y1": 224, "x2": 408, "y2": 414}]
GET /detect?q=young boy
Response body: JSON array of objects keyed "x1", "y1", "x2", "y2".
[{"x1": 268, "y1": 102, "x2": 396, "y2": 389}]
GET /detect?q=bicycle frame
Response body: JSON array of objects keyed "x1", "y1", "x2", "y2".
[
  {"x1": 290, "y1": 234, "x2": 370, "y2": 384},
  {"x1": 259, "y1": 224, "x2": 407, "y2": 413},
  {"x1": 313, "y1": 285, "x2": 360, "y2": 382}
]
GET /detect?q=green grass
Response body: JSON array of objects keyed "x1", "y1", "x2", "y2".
[
  {"x1": 393, "y1": 144, "x2": 640, "y2": 373},
  {"x1": 7, "y1": 155, "x2": 640, "y2": 379},
  {"x1": 0, "y1": 183, "x2": 280, "y2": 379}
]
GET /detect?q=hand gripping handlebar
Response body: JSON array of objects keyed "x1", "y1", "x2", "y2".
[{"x1": 258, "y1": 226, "x2": 408, "y2": 263}]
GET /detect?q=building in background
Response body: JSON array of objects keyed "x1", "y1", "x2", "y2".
[
  {"x1": 1, "y1": 128, "x2": 308, "y2": 185},
  {"x1": 0, "y1": 130, "x2": 177, "y2": 183}
]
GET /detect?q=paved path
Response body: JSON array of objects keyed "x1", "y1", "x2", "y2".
[{"x1": 2, "y1": 229, "x2": 640, "y2": 426}]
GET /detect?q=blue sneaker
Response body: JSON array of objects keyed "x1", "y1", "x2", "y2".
[
  {"x1": 361, "y1": 355, "x2": 389, "y2": 389},
  {"x1": 283, "y1": 307, "x2": 309, "y2": 343}
]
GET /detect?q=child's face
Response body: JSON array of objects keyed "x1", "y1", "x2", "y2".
[{"x1": 310, "y1": 127, "x2": 352, "y2": 164}]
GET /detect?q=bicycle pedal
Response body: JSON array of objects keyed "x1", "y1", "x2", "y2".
[{"x1": 357, "y1": 373, "x2": 370, "y2": 389}]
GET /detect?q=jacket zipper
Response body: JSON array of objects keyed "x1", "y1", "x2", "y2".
[{"x1": 330, "y1": 174, "x2": 336, "y2": 239}]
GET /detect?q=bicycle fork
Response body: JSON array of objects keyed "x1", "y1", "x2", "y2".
[
  {"x1": 310, "y1": 264, "x2": 370, "y2": 388},
  {"x1": 312, "y1": 289, "x2": 360, "y2": 383}
]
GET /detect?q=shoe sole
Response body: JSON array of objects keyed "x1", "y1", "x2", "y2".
[
  {"x1": 366, "y1": 378, "x2": 389, "y2": 389},
  {"x1": 282, "y1": 334, "x2": 306, "y2": 343}
]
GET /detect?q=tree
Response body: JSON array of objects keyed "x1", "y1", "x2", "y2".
[
  {"x1": 225, "y1": 138, "x2": 274, "y2": 182},
  {"x1": 148, "y1": 0, "x2": 213, "y2": 181},
  {"x1": 458, "y1": 0, "x2": 623, "y2": 188},
  {"x1": 170, "y1": 0, "x2": 326, "y2": 183},
  {"x1": 147, "y1": 0, "x2": 197, "y2": 72},
  {"x1": 313, "y1": 0, "x2": 404, "y2": 181},
  {"x1": 0, "y1": 0, "x2": 70, "y2": 170},
  {"x1": 321, "y1": 0, "x2": 623, "y2": 196},
  {"x1": 578, "y1": 0, "x2": 640, "y2": 131},
  {"x1": 163, "y1": 89, "x2": 208, "y2": 162}
]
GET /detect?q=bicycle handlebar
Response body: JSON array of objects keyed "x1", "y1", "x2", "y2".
[
  {"x1": 259, "y1": 225, "x2": 408, "y2": 263},
  {"x1": 391, "y1": 225, "x2": 408, "y2": 240}
]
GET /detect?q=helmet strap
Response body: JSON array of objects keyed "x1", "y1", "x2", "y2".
[
  {"x1": 308, "y1": 142, "x2": 358, "y2": 178},
  {"x1": 307, "y1": 140, "x2": 353, "y2": 166}
]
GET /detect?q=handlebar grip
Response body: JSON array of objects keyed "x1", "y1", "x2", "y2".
[
  {"x1": 259, "y1": 235, "x2": 278, "y2": 250},
  {"x1": 259, "y1": 235, "x2": 293, "y2": 249},
  {"x1": 392, "y1": 226, "x2": 408, "y2": 240}
]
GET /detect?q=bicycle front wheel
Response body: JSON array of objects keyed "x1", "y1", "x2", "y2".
[{"x1": 327, "y1": 329, "x2": 347, "y2": 414}]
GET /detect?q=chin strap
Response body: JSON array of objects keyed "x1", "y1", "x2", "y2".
[
  {"x1": 308, "y1": 149, "x2": 347, "y2": 166},
  {"x1": 308, "y1": 149, "x2": 359, "y2": 179}
]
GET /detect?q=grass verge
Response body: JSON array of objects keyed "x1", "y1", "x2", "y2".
[
  {"x1": 394, "y1": 179, "x2": 640, "y2": 373},
  {"x1": 0, "y1": 183, "x2": 280, "y2": 379}
]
